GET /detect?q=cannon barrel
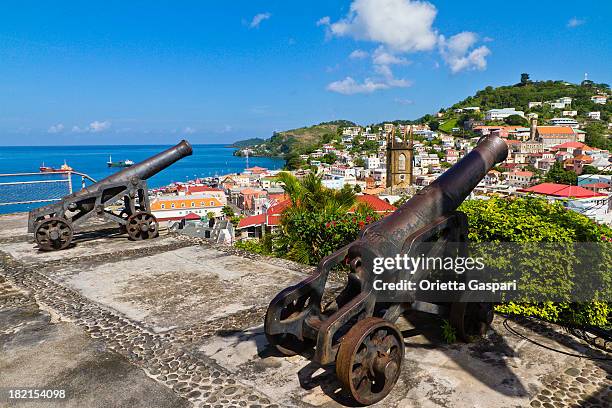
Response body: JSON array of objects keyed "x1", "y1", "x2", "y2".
[
  {"x1": 360, "y1": 135, "x2": 508, "y2": 255},
  {"x1": 73, "y1": 140, "x2": 193, "y2": 197}
]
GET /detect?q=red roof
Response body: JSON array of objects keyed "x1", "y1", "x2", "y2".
[
  {"x1": 553, "y1": 141, "x2": 585, "y2": 149},
  {"x1": 354, "y1": 194, "x2": 396, "y2": 213},
  {"x1": 520, "y1": 183, "x2": 606, "y2": 198},
  {"x1": 268, "y1": 199, "x2": 291, "y2": 216},
  {"x1": 183, "y1": 212, "x2": 202, "y2": 221},
  {"x1": 237, "y1": 213, "x2": 266, "y2": 229},
  {"x1": 583, "y1": 182, "x2": 611, "y2": 189}
]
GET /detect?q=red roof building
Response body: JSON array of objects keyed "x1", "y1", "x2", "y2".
[
  {"x1": 236, "y1": 195, "x2": 397, "y2": 236},
  {"x1": 519, "y1": 183, "x2": 606, "y2": 198}
]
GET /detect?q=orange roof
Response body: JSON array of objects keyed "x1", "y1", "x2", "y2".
[
  {"x1": 573, "y1": 154, "x2": 593, "y2": 163},
  {"x1": 240, "y1": 188, "x2": 264, "y2": 195},
  {"x1": 267, "y1": 193, "x2": 288, "y2": 202},
  {"x1": 150, "y1": 196, "x2": 224, "y2": 210},
  {"x1": 537, "y1": 126, "x2": 574, "y2": 135},
  {"x1": 510, "y1": 171, "x2": 533, "y2": 177}
]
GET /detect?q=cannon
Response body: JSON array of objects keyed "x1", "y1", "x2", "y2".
[
  {"x1": 28, "y1": 140, "x2": 193, "y2": 251},
  {"x1": 264, "y1": 135, "x2": 508, "y2": 405}
]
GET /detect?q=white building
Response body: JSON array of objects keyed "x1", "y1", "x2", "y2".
[
  {"x1": 485, "y1": 108, "x2": 525, "y2": 121},
  {"x1": 366, "y1": 156, "x2": 380, "y2": 170},
  {"x1": 562, "y1": 110, "x2": 577, "y2": 117},
  {"x1": 330, "y1": 165, "x2": 356, "y2": 178},
  {"x1": 588, "y1": 111, "x2": 601, "y2": 120},
  {"x1": 507, "y1": 171, "x2": 533, "y2": 188},
  {"x1": 528, "y1": 102, "x2": 543, "y2": 109},
  {"x1": 548, "y1": 102, "x2": 566, "y2": 109},
  {"x1": 342, "y1": 126, "x2": 362, "y2": 136},
  {"x1": 591, "y1": 95, "x2": 608, "y2": 105},
  {"x1": 549, "y1": 117, "x2": 579, "y2": 127}
]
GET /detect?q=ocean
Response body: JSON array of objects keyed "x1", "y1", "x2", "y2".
[{"x1": 0, "y1": 144, "x2": 284, "y2": 214}]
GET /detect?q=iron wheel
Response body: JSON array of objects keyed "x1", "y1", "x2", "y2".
[
  {"x1": 126, "y1": 211, "x2": 159, "y2": 240},
  {"x1": 34, "y1": 217, "x2": 73, "y2": 251},
  {"x1": 449, "y1": 302, "x2": 493, "y2": 342},
  {"x1": 336, "y1": 317, "x2": 404, "y2": 405}
]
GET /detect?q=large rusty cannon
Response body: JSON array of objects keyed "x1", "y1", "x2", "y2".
[
  {"x1": 28, "y1": 140, "x2": 193, "y2": 251},
  {"x1": 264, "y1": 135, "x2": 508, "y2": 404}
]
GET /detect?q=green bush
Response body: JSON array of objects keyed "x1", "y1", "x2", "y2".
[
  {"x1": 274, "y1": 209, "x2": 380, "y2": 265},
  {"x1": 234, "y1": 239, "x2": 271, "y2": 255},
  {"x1": 460, "y1": 196, "x2": 612, "y2": 328}
]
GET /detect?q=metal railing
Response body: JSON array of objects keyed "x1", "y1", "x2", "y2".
[{"x1": 0, "y1": 171, "x2": 96, "y2": 207}]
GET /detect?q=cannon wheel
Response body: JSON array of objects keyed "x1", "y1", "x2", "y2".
[
  {"x1": 336, "y1": 317, "x2": 404, "y2": 405},
  {"x1": 126, "y1": 211, "x2": 159, "y2": 240},
  {"x1": 34, "y1": 217, "x2": 73, "y2": 251},
  {"x1": 449, "y1": 302, "x2": 494, "y2": 342},
  {"x1": 264, "y1": 296, "x2": 313, "y2": 356}
]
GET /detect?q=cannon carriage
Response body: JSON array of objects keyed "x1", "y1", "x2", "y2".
[
  {"x1": 264, "y1": 135, "x2": 508, "y2": 405},
  {"x1": 28, "y1": 140, "x2": 193, "y2": 251}
]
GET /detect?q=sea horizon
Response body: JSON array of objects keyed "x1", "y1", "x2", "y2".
[{"x1": 0, "y1": 144, "x2": 285, "y2": 214}]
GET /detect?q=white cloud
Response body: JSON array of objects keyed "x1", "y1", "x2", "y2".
[
  {"x1": 372, "y1": 46, "x2": 409, "y2": 66},
  {"x1": 349, "y1": 49, "x2": 369, "y2": 59},
  {"x1": 326, "y1": 77, "x2": 390, "y2": 95},
  {"x1": 316, "y1": 16, "x2": 331, "y2": 26},
  {"x1": 250, "y1": 12, "x2": 271, "y2": 28},
  {"x1": 48, "y1": 123, "x2": 64, "y2": 133},
  {"x1": 567, "y1": 17, "x2": 585, "y2": 28},
  {"x1": 438, "y1": 32, "x2": 490, "y2": 73},
  {"x1": 329, "y1": 0, "x2": 438, "y2": 52},
  {"x1": 183, "y1": 126, "x2": 196, "y2": 134},
  {"x1": 71, "y1": 121, "x2": 111, "y2": 133},
  {"x1": 322, "y1": 0, "x2": 491, "y2": 75},
  {"x1": 89, "y1": 120, "x2": 111, "y2": 132}
]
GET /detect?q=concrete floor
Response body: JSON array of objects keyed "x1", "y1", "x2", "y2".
[{"x1": 0, "y1": 212, "x2": 610, "y2": 407}]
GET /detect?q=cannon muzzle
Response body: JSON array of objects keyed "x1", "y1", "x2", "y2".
[{"x1": 74, "y1": 140, "x2": 193, "y2": 197}]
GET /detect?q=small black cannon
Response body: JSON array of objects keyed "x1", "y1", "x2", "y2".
[
  {"x1": 28, "y1": 140, "x2": 193, "y2": 251},
  {"x1": 264, "y1": 135, "x2": 508, "y2": 404}
]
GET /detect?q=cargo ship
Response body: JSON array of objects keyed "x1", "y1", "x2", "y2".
[
  {"x1": 107, "y1": 155, "x2": 134, "y2": 168},
  {"x1": 39, "y1": 160, "x2": 73, "y2": 173}
]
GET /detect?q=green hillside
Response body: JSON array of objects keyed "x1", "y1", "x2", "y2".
[
  {"x1": 234, "y1": 120, "x2": 355, "y2": 158},
  {"x1": 230, "y1": 138, "x2": 266, "y2": 148},
  {"x1": 446, "y1": 77, "x2": 611, "y2": 122}
]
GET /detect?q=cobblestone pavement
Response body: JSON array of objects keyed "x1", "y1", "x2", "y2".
[
  {"x1": 0, "y1": 213, "x2": 610, "y2": 408},
  {"x1": 0, "y1": 256, "x2": 281, "y2": 408}
]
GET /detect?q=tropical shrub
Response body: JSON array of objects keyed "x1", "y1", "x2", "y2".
[{"x1": 460, "y1": 196, "x2": 612, "y2": 328}]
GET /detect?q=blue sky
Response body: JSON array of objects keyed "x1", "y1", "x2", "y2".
[{"x1": 0, "y1": 0, "x2": 610, "y2": 145}]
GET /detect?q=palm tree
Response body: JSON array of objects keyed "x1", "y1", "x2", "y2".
[
  {"x1": 276, "y1": 171, "x2": 356, "y2": 215},
  {"x1": 274, "y1": 172, "x2": 366, "y2": 264}
]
